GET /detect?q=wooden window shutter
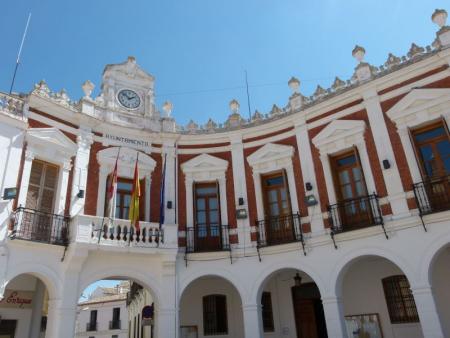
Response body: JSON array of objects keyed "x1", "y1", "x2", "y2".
[
  {"x1": 192, "y1": 181, "x2": 196, "y2": 227},
  {"x1": 353, "y1": 145, "x2": 369, "y2": 195},
  {"x1": 281, "y1": 169, "x2": 293, "y2": 214},
  {"x1": 216, "y1": 179, "x2": 222, "y2": 226},
  {"x1": 407, "y1": 127, "x2": 427, "y2": 180}
]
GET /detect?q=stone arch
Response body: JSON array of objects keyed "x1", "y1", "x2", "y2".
[
  {"x1": 331, "y1": 246, "x2": 417, "y2": 296},
  {"x1": 78, "y1": 266, "x2": 163, "y2": 307},
  {"x1": 419, "y1": 231, "x2": 450, "y2": 287},
  {"x1": 250, "y1": 258, "x2": 326, "y2": 304},
  {"x1": 179, "y1": 267, "x2": 248, "y2": 303},
  {"x1": 4, "y1": 262, "x2": 61, "y2": 299}
]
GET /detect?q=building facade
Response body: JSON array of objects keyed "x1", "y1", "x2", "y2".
[
  {"x1": 0, "y1": 8, "x2": 450, "y2": 338},
  {"x1": 76, "y1": 282, "x2": 129, "y2": 338}
]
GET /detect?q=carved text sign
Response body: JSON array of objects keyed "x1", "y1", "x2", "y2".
[
  {"x1": 104, "y1": 133, "x2": 150, "y2": 149},
  {"x1": 0, "y1": 290, "x2": 33, "y2": 309}
]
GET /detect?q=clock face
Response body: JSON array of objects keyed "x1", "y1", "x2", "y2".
[{"x1": 118, "y1": 89, "x2": 141, "y2": 109}]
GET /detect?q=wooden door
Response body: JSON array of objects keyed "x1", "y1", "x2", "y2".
[
  {"x1": 331, "y1": 151, "x2": 372, "y2": 229},
  {"x1": 413, "y1": 122, "x2": 450, "y2": 211},
  {"x1": 194, "y1": 182, "x2": 221, "y2": 251},
  {"x1": 24, "y1": 160, "x2": 59, "y2": 241}
]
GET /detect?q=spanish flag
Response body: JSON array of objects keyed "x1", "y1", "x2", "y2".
[{"x1": 129, "y1": 157, "x2": 140, "y2": 232}]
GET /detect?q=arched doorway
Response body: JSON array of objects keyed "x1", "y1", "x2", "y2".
[
  {"x1": 257, "y1": 268, "x2": 328, "y2": 338},
  {"x1": 337, "y1": 255, "x2": 423, "y2": 338},
  {"x1": 78, "y1": 277, "x2": 157, "y2": 338},
  {"x1": 0, "y1": 273, "x2": 50, "y2": 338},
  {"x1": 430, "y1": 244, "x2": 450, "y2": 337},
  {"x1": 179, "y1": 275, "x2": 245, "y2": 338}
]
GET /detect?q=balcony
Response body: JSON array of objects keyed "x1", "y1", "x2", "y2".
[
  {"x1": 256, "y1": 213, "x2": 304, "y2": 249},
  {"x1": 328, "y1": 194, "x2": 384, "y2": 234},
  {"x1": 0, "y1": 92, "x2": 25, "y2": 118},
  {"x1": 10, "y1": 207, "x2": 69, "y2": 246},
  {"x1": 413, "y1": 175, "x2": 450, "y2": 216},
  {"x1": 70, "y1": 214, "x2": 178, "y2": 250},
  {"x1": 185, "y1": 225, "x2": 230, "y2": 253},
  {"x1": 109, "y1": 320, "x2": 121, "y2": 330},
  {"x1": 86, "y1": 322, "x2": 97, "y2": 331}
]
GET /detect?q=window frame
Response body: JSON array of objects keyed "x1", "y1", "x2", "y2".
[
  {"x1": 261, "y1": 291, "x2": 275, "y2": 332},
  {"x1": 202, "y1": 294, "x2": 228, "y2": 336},
  {"x1": 382, "y1": 275, "x2": 419, "y2": 324}
]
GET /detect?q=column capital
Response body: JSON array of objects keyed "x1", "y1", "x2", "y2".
[
  {"x1": 229, "y1": 134, "x2": 243, "y2": 145},
  {"x1": 25, "y1": 149, "x2": 35, "y2": 161},
  {"x1": 62, "y1": 159, "x2": 72, "y2": 171},
  {"x1": 76, "y1": 132, "x2": 94, "y2": 150},
  {"x1": 361, "y1": 87, "x2": 379, "y2": 102},
  {"x1": 242, "y1": 303, "x2": 262, "y2": 311}
]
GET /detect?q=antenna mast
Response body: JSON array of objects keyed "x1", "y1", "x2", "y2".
[
  {"x1": 9, "y1": 13, "x2": 32, "y2": 94},
  {"x1": 245, "y1": 70, "x2": 252, "y2": 121}
]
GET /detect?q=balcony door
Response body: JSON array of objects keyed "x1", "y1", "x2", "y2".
[
  {"x1": 194, "y1": 182, "x2": 221, "y2": 252},
  {"x1": 412, "y1": 122, "x2": 450, "y2": 212},
  {"x1": 24, "y1": 160, "x2": 59, "y2": 241},
  {"x1": 331, "y1": 150, "x2": 372, "y2": 229},
  {"x1": 261, "y1": 171, "x2": 294, "y2": 244}
]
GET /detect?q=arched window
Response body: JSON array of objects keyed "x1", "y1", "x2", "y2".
[
  {"x1": 202, "y1": 294, "x2": 228, "y2": 335},
  {"x1": 382, "y1": 275, "x2": 419, "y2": 323}
]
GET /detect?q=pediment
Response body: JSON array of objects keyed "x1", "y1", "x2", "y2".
[
  {"x1": 247, "y1": 143, "x2": 294, "y2": 167},
  {"x1": 26, "y1": 128, "x2": 77, "y2": 155},
  {"x1": 103, "y1": 57, "x2": 154, "y2": 82},
  {"x1": 386, "y1": 88, "x2": 450, "y2": 122},
  {"x1": 312, "y1": 120, "x2": 366, "y2": 149},
  {"x1": 181, "y1": 153, "x2": 229, "y2": 173},
  {"x1": 97, "y1": 146, "x2": 156, "y2": 170}
]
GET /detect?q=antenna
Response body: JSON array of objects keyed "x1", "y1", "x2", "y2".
[
  {"x1": 245, "y1": 70, "x2": 252, "y2": 121},
  {"x1": 9, "y1": 13, "x2": 32, "y2": 94}
]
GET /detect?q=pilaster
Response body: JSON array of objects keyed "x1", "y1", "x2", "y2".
[
  {"x1": 16, "y1": 149, "x2": 34, "y2": 209},
  {"x1": 362, "y1": 89, "x2": 410, "y2": 218},
  {"x1": 162, "y1": 140, "x2": 177, "y2": 225},
  {"x1": 242, "y1": 303, "x2": 263, "y2": 338},
  {"x1": 321, "y1": 296, "x2": 346, "y2": 338},
  {"x1": 411, "y1": 285, "x2": 445, "y2": 338}
]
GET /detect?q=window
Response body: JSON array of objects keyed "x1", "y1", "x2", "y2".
[
  {"x1": 112, "y1": 335, "x2": 118, "y2": 338},
  {"x1": 25, "y1": 160, "x2": 59, "y2": 213},
  {"x1": 105, "y1": 177, "x2": 145, "y2": 220},
  {"x1": 261, "y1": 171, "x2": 291, "y2": 219},
  {"x1": 193, "y1": 182, "x2": 222, "y2": 251},
  {"x1": 412, "y1": 122, "x2": 450, "y2": 178},
  {"x1": 112, "y1": 307, "x2": 120, "y2": 321},
  {"x1": 261, "y1": 292, "x2": 275, "y2": 332},
  {"x1": 382, "y1": 275, "x2": 419, "y2": 323},
  {"x1": 331, "y1": 151, "x2": 367, "y2": 202},
  {"x1": 203, "y1": 295, "x2": 228, "y2": 335}
]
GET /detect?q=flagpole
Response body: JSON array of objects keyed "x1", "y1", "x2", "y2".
[
  {"x1": 98, "y1": 147, "x2": 121, "y2": 244},
  {"x1": 10, "y1": 13, "x2": 32, "y2": 94}
]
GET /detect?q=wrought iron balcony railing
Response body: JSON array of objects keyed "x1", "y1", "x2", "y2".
[
  {"x1": 256, "y1": 213, "x2": 304, "y2": 250},
  {"x1": 11, "y1": 207, "x2": 69, "y2": 246},
  {"x1": 109, "y1": 320, "x2": 121, "y2": 330},
  {"x1": 185, "y1": 225, "x2": 230, "y2": 253},
  {"x1": 413, "y1": 175, "x2": 450, "y2": 216},
  {"x1": 86, "y1": 322, "x2": 97, "y2": 331},
  {"x1": 328, "y1": 194, "x2": 384, "y2": 234}
]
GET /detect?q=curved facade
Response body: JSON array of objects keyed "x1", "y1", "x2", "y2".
[{"x1": 0, "y1": 9, "x2": 450, "y2": 338}]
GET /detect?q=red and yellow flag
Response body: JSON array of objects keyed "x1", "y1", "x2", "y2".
[{"x1": 129, "y1": 158, "x2": 140, "y2": 232}]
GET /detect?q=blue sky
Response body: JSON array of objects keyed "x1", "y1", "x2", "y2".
[{"x1": 1, "y1": 1, "x2": 447, "y2": 125}]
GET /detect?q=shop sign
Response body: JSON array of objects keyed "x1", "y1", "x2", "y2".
[{"x1": 0, "y1": 290, "x2": 33, "y2": 309}]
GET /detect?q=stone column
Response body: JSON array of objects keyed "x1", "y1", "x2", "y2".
[
  {"x1": 29, "y1": 279, "x2": 46, "y2": 338},
  {"x1": 162, "y1": 141, "x2": 176, "y2": 225},
  {"x1": 229, "y1": 136, "x2": 252, "y2": 248},
  {"x1": 70, "y1": 129, "x2": 93, "y2": 216},
  {"x1": 397, "y1": 127, "x2": 422, "y2": 184},
  {"x1": 411, "y1": 285, "x2": 445, "y2": 338},
  {"x1": 155, "y1": 260, "x2": 177, "y2": 338},
  {"x1": 252, "y1": 172, "x2": 264, "y2": 221},
  {"x1": 45, "y1": 298, "x2": 78, "y2": 338},
  {"x1": 16, "y1": 149, "x2": 34, "y2": 208},
  {"x1": 321, "y1": 296, "x2": 346, "y2": 338},
  {"x1": 362, "y1": 89, "x2": 410, "y2": 218},
  {"x1": 185, "y1": 176, "x2": 194, "y2": 228},
  {"x1": 294, "y1": 119, "x2": 325, "y2": 234},
  {"x1": 242, "y1": 303, "x2": 263, "y2": 338},
  {"x1": 54, "y1": 160, "x2": 72, "y2": 215}
]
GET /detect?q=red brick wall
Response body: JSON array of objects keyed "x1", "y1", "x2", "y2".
[
  {"x1": 85, "y1": 141, "x2": 105, "y2": 216},
  {"x1": 150, "y1": 152, "x2": 162, "y2": 223}
]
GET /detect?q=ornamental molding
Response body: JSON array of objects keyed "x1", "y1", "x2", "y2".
[
  {"x1": 312, "y1": 120, "x2": 366, "y2": 155},
  {"x1": 26, "y1": 128, "x2": 77, "y2": 162},
  {"x1": 386, "y1": 88, "x2": 450, "y2": 128},
  {"x1": 247, "y1": 142, "x2": 294, "y2": 171},
  {"x1": 97, "y1": 146, "x2": 156, "y2": 178},
  {"x1": 181, "y1": 153, "x2": 228, "y2": 176}
]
